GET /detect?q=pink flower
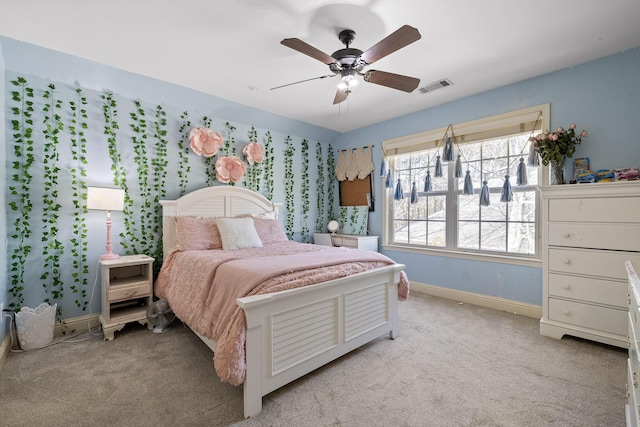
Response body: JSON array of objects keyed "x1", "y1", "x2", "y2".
[
  {"x1": 569, "y1": 123, "x2": 577, "y2": 130},
  {"x1": 580, "y1": 130, "x2": 588, "y2": 137},
  {"x1": 242, "y1": 142, "x2": 264, "y2": 165},
  {"x1": 215, "y1": 156, "x2": 246, "y2": 183},
  {"x1": 556, "y1": 127, "x2": 564, "y2": 133},
  {"x1": 189, "y1": 126, "x2": 223, "y2": 157}
]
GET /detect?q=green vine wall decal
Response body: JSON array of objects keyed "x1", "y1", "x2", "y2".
[
  {"x1": 202, "y1": 116, "x2": 216, "y2": 186},
  {"x1": 224, "y1": 121, "x2": 237, "y2": 186},
  {"x1": 177, "y1": 111, "x2": 192, "y2": 196},
  {"x1": 150, "y1": 105, "x2": 169, "y2": 268},
  {"x1": 315, "y1": 142, "x2": 325, "y2": 232},
  {"x1": 41, "y1": 83, "x2": 65, "y2": 305},
  {"x1": 284, "y1": 136, "x2": 295, "y2": 239},
  {"x1": 8, "y1": 77, "x2": 35, "y2": 310},
  {"x1": 244, "y1": 127, "x2": 263, "y2": 192},
  {"x1": 327, "y1": 145, "x2": 336, "y2": 220},
  {"x1": 68, "y1": 88, "x2": 89, "y2": 310},
  {"x1": 263, "y1": 131, "x2": 274, "y2": 200},
  {"x1": 102, "y1": 92, "x2": 135, "y2": 252},
  {"x1": 128, "y1": 99, "x2": 151, "y2": 255},
  {"x1": 300, "y1": 139, "x2": 310, "y2": 242}
]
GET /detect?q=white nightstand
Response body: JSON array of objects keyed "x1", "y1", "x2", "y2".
[
  {"x1": 99, "y1": 255, "x2": 154, "y2": 340},
  {"x1": 331, "y1": 234, "x2": 379, "y2": 252}
]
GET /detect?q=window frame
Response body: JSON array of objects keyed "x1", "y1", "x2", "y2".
[{"x1": 381, "y1": 104, "x2": 550, "y2": 266}]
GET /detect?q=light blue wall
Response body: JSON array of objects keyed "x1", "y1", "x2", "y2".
[
  {"x1": 0, "y1": 40, "x2": 7, "y2": 344},
  {"x1": 335, "y1": 47, "x2": 640, "y2": 306}
]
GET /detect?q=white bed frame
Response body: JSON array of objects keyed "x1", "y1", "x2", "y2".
[{"x1": 160, "y1": 186, "x2": 405, "y2": 418}]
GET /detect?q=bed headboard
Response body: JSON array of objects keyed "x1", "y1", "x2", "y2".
[{"x1": 160, "y1": 186, "x2": 282, "y2": 258}]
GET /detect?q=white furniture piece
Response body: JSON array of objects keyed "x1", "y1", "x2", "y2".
[
  {"x1": 160, "y1": 186, "x2": 405, "y2": 419},
  {"x1": 99, "y1": 254, "x2": 154, "y2": 341},
  {"x1": 540, "y1": 181, "x2": 640, "y2": 348},
  {"x1": 331, "y1": 233, "x2": 379, "y2": 251},
  {"x1": 313, "y1": 232, "x2": 379, "y2": 251},
  {"x1": 627, "y1": 260, "x2": 640, "y2": 427}
]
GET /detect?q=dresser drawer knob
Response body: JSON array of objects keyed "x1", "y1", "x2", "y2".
[
  {"x1": 562, "y1": 284, "x2": 571, "y2": 290},
  {"x1": 563, "y1": 258, "x2": 571, "y2": 265},
  {"x1": 563, "y1": 233, "x2": 571, "y2": 238},
  {"x1": 562, "y1": 308, "x2": 570, "y2": 315}
]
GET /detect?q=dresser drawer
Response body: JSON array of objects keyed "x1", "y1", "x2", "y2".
[
  {"x1": 548, "y1": 273, "x2": 627, "y2": 308},
  {"x1": 548, "y1": 196, "x2": 640, "y2": 223},
  {"x1": 109, "y1": 283, "x2": 150, "y2": 302},
  {"x1": 548, "y1": 248, "x2": 640, "y2": 280},
  {"x1": 548, "y1": 298, "x2": 626, "y2": 335},
  {"x1": 548, "y1": 222, "x2": 640, "y2": 251}
]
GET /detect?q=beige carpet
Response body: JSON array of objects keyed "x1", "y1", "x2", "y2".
[{"x1": 0, "y1": 293, "x2": 626, "y2": 426}]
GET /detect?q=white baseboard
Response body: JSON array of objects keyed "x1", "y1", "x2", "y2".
[
  {"x1": 410, "y1": 282, "x2": 542, "y2": 319},
  {"x1": 0, "y1": 333, "x2": 10, "y2": 371}
]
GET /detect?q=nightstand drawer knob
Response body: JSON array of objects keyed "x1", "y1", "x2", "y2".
[
  {"x1": 563, "y1": 233, "x2": 572, "y2": 238},
  {"x1": 562, "y1": 308, "x2": 570, "y2": 315},
  {"x1": 563, "y1": 284, "x2": 571, "y2": 290},
  {"x1": 563, "y1": 258, "x2": 571, "y2": 265}
]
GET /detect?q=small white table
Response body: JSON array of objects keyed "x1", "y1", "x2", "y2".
[{"x1": 314, "y1": 233, "x2": 378, "y2": 252}]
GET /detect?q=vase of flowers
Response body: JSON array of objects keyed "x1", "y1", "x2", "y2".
[{"x1": 531, "y1": 123, "x2": 588, "y2": 185}]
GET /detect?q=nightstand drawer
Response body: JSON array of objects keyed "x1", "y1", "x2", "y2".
[
  {"x1": 548, "y1": 222, "x2": 640, "y2": 251},
  {"x1": 548, "y1": 248, "x2": 640, "y2": 280},
  {"x1": 548, "y1": 298, "x2": 626, "y2": 335},
  {"x1": 109, "y1": 283, "x2": 150, "y2": 302},
  {"x1": 548, "y1": 273, "x2": 627, "y2": 308}
]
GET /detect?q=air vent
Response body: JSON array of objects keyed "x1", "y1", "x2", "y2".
[{"x1": 419, "y1": 78, "x2": 453, "y2": 94}]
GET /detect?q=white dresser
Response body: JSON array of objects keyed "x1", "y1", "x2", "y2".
[
  {"x1": 627, "y1": 260, "x2": 640, "y2": 427},
  {"x1": 540, "y1": 181, "x2": 640, "y2": 348}
]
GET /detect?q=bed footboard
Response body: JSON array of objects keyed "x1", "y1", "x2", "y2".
[{"x1": 237, "y1": 263, "x2": 404, "y2": 418}]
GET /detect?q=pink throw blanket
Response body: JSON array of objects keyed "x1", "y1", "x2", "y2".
[{"x1": 155, "y1": 242, "x2": 409, "y2": 386}]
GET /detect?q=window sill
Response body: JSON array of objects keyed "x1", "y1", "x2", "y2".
[{"x1": 381, "y1": 244, "x2": 542, "y2": 268}]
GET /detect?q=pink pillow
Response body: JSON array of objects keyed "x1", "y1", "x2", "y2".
[
  {"x1": 175, "y1": 216, "x2": 222, "y2": 251},
  {"x1": 253, "y1": 218, "x2": 288, "y2": 245}
]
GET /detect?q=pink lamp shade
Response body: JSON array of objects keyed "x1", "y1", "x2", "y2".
[{"x1": 87, "y1": 187, "x2": 125, "y2": 260}]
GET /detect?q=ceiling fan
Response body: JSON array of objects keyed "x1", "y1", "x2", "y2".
[{"x1": 273, "y1": 25, "x2": 422, "y2": 104}]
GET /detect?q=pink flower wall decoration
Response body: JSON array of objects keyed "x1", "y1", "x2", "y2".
[
  {"x1": 215, "y1": 156, "x2": 246, "y2": 183},
  {"x1": 242, "y1": 142, "x2": 264, "y2": 165},
  {"x1": 189, "y1": 126, "x2": 223, "y2": 157}
]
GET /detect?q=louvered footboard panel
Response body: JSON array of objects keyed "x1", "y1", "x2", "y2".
[
  {"x1": 271, "y1": 297, "x2": 339, "y2": 375},
  {"x1": 345, "y1": 282, "x2": 388, "y2": 341}
]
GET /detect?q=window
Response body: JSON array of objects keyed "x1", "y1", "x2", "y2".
[{"x1": 382, "y1": 105, "x2": 549, "y2": 259}]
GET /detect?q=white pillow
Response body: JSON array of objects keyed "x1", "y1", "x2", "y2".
[{"x1": 216, "y1": 217, "x2": 263, "y2": 251}]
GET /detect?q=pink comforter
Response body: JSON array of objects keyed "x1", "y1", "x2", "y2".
[{"x1": 155, "y1": 241, "x2": 408, "y2": 385}]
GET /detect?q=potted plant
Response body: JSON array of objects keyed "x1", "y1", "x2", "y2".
[{"x1": 530, "y1": 123, "x2": 588, "y2": 184}]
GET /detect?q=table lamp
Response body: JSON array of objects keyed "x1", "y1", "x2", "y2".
[{"x1": 87, "y1": 187, "x2": 125, "y2": 260}]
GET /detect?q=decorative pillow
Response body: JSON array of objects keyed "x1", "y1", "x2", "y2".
[
  {"x1": 216, "y1": 217, "x2": 263, "y2": 251},
  {"x1": 253, "y1": 218, "x2": 288, "y2": 244},
  {"x1": 175, "y1": 216, "x2": 222, "y2": 251}
]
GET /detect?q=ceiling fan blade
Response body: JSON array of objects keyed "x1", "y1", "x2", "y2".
[
  {"x1": 364, "y1": 70, "x2": 420, "y2": 93},
  {"x1": 333, "y1": 88, "x2": 349, "y2": 104},
  {"x1": 270, "y1": 74, "x2": 335, "y2": 90},
  {"x1": 360, "y1": 25, "x2": 421, "y2": 65},
  {"x1": 281, "y1": 38, "x2": 336, "y2": 65}
]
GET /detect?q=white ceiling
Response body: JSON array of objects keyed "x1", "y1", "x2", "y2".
[{"x1": 2, "y1": 1, "x2": 640, "y2": 133}]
